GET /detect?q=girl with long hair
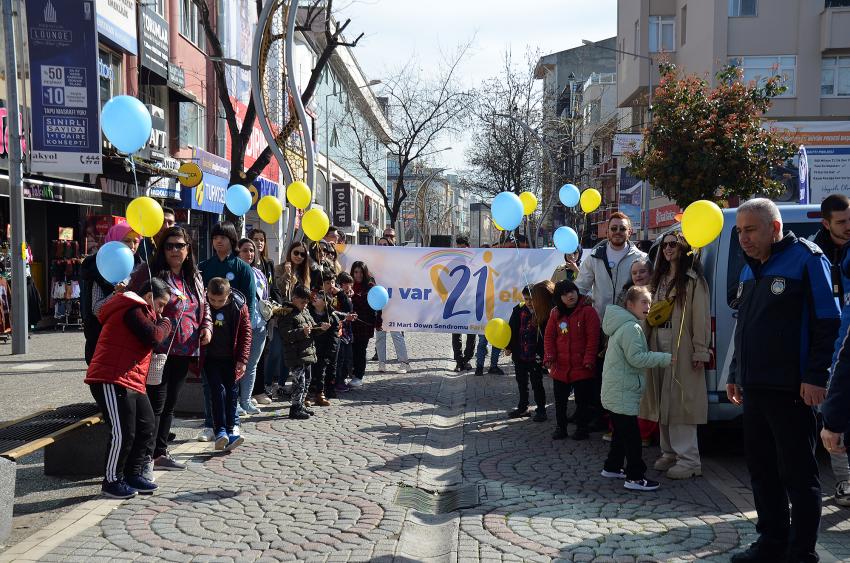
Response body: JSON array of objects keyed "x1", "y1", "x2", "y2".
[
  {"x1": 348, "y1": 261, "x2": 380, "y2": 387},
  {"x1": 248, "y1": 228, "x2": 281, "y2": 303},
  {"x1": 639, "y1": 231, "x2": 710, "y2": 480},
  {"x1": 275, "y1": 241, "x2": 311, "y2": 301},
  {"x1": 236, "y1": 238, "x2": 270, "y2": 417}
]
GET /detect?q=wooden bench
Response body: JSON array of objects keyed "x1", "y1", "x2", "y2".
[{"x1": 0, "y1": 404, "x2": 104, "y2": 464}]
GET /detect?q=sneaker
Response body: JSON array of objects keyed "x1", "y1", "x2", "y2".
[
  {"x1": 197, "y1": 427, "x2": 215, "y2": 442},
  {"x1": 167, "y1": 432, "x2": 176, "y2": 442},
  {"x1": 125, "y1": 474, "x2": 158, "y2": 495},
  {"x1": 303, "y1": 406, "x2": 316, "y2": 415},
  {"x1": 250, "y1": 397, "x2": 259, "y2": 407},
  {"x1": 349, "y1": 378, "x2": 363, "y2": 388},
  {"x1": 666, "y1": 464, "x2": 702, "y2": 480},
  {"x1": 474, "y1": 367, "x2": 484, "y2": 377},
  {"x1": 154, "y1": 452, "x2": 186, "y2": 471},
  {"x1": 508, "y1": 408, "x2": 529, "y2": 419},
  {"x1": 532, "y1": 411, "x2": 547, "y2": 422},
  {"x1": 232, "y1": 425, "x2": 241, "y2": 437},
  {"x1": 602, "y1": 432, "x2": 613, "y2": 442},
  {"x1": 289, "y1": 407, "x2": 310, "y2": 420},
  {"x1": 141, "y1": 456, "x2": 156, "y2": 482},
  {"x1": 101, "y1": 479, "x2": 137, "y2": 499},
  {"x1": 398, "y1": 362, "x2": 411, "y2": 373},
  {"x1": 600, "y1": 468, "x2": 627, "y2": 479},
  {"x1": 255, "y1": 394, "x2": 273, "y2": 405},
  {"x1": 265, "y1": 384, "x2": 280, "y2": 400},
  {"x1": 378, "y1": 362, "x2": 386, "y2": 372},
  {"x1": 836, "y1": 480, "x2": 850, "y2": 507},
  {"x1": 487, "y1": 366, "x2": 505, "y2": 375},
  {"x1": 624, "y1": 478, "x2": 660, "y2": 491},
  {"x1": 214, "y1": 432, "x2": 229, "y2": 451},
  {"x1": 462, "y1": 362, "x2": 473, "y2": 371},
  {"x1": 653, "y1": 456, "x2": 677, "y2": 472},
  {"x1": 729, "y1": 540, "x2": 788, "y2": 563},
  {"x1": 242, "y1": 404, "x2": 261, "y2": 415},
  {"x1": 236, "y1": 406, "x2": 248, "y2": 417},
  {"x1": 224, "y1": 434, "x2": 244, "y2": 451},
  {"x1": 571, "y1": 428, "x2": 589, "y2": 441},
  {"x1": 552, "y1": 428, "x2": 569, "y2": 440}
]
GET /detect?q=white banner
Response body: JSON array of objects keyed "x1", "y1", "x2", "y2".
[{"x1": 338, "y1": 246, "x2": 562, "y2": 334}]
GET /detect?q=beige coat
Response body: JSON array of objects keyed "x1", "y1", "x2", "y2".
[{"x1": 639, "y1": 269, "x2": 711, "y2": 425}]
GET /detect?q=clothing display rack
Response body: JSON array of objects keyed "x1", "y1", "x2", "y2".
[{"x1": 50, "y1": 240, "x2": 83, "y2": 332}]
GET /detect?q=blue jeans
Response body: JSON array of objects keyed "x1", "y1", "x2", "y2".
[
  {"x1": 264, "y1": 325, "x2": 289, "y2": 388},
  {"x1": 239, "y1": 324, "x2": 267, "y2": 408},
  {"x1": 204, "y1": 358, "x2": 238, "y2": 436},
  {"x1": 476, "y1": 337, "x2": 501, "y2": 369}
]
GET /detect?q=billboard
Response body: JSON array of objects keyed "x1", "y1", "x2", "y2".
[{"x1": 96, "y1": 0, "x2": 137, "y2": 54}]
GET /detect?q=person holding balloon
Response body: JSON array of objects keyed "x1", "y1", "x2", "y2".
[
  {"x1": 639, "y1": 231, "x2": 710, "y2": 480},
  {"x1": 504, "y1": 283, "x2": 551, "y2": 422},
  {"x1": 349, "y1": 261, "x2": 380, "y2": 388},
  {"x1": 236, "y1": 238, "x2": 270, "y2": 417}
]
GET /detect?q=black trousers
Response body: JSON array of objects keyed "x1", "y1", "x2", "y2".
[
  {"x1": 352, "y1": 337, "x2": 370, "y2": 380},
  {"x1": 514, "y1": 359, "x2": 546, "y2": 413},
  {"x1": 311, "y1": 337, "x2": 339, "y2": 393},
  {"x1": 89, "y1": 382, "x2": 154, "y2": 483},
  {"x1": 604, "y1": 413, "x2": 646, "y2": 480},
  {"x1": 205, "y1": 358, "x2": 238, "y2": 435},
  {"x1": 743, "y1": 389, "x2": 821, "y2": 559},
  {"x1": 146, "y1": 355, "x2": 190, "y2": 458},
  {"x1": 452, "y1": 333, "x2": 475, "y2": 363},
  {"x1": 553, "y1": 378, "x2": 595, "y2": 431}
]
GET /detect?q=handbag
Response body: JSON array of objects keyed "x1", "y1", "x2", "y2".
[
  {"x1": 646, "y1": 298, "x2": 674, "y2": 327},
  {"x1": 258, "y1": 298, "x2": 276, "y2": 322},
  {"x1": 147, "y1": 288, "x2": 188, "y2": 386}
]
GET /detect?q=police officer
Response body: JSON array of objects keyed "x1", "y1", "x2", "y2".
[{"x1": 728, "y1": 199, "x2": 841, "y2": 563}]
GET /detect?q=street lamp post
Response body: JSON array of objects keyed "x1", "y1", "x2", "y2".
[{"x1": 582, "y1": 39, "x2": 655, "y2": 240}]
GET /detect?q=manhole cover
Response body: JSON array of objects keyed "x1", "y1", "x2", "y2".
[{"x1": 394, "y1": 484, "x2": 479, "y2": 514}]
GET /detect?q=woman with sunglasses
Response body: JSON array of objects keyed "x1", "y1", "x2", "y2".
[
  {"x1": 236, "y1": 238, "x2": 270, "y2": 417},
  {"x1": 639, "y1": 231, "x2": 710, "y2": 481},
  {"x1": 128, "y1": 226, "x2": 212, "y2": 472}
]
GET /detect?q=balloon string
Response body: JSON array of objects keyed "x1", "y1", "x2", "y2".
[
  {"x1": 512, "y1": 240, "x2": 537, "y2": 323},
  {"x1": 128, "y1": 156, "x2": 153, "y2": 288}
]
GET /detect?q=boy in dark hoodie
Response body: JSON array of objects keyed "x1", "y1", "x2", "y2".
[
  {"x1": 308, "y1": 288, "x2": 341, "y2": 405},
  {"x1": 276, "y1": 285, "x2": 330, "y2": 419},
  {"x1": 204, "y1": 277, "x2": 252, "y2": 452}
]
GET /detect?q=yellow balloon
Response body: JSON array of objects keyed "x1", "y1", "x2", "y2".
[
  {"x1": 286, "y1": 181, "x2": 312, "y2": 210},
  {"x1": 257, "y1": 195, "x2": 283, "y2": 223},
  {"x1": 681, "y1": 200, "x2": 724, "y2": 248},
  {"x1": 519, "y1": 191, "x2": 538, "y2": 215},
  {"x1": 126, "y1": 196, "x2": 163, "y2": 237},
  {"x1": 493, "y1": 220, "x2": 504, "y2": 231},
  {"x1": 579, "y1": 189, "x2": 602, "y2": 213},
  {"x1": 484, "y1": 318, "x2": 511, "y2": 349},
  {"x1": 302, "y1": 208, "x2": 330, "y2": 241}
]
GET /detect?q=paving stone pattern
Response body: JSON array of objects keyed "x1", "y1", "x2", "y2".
[{"x1": 18, "y1": 332, "x2": 850, "y2": 561}]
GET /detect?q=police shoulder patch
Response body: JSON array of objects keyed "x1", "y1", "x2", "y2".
[{"x1": 771, "y1": 277, "x2": 786, "y2": 295}]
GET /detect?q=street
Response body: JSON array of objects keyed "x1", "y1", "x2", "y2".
[{"x1": 3, "y1": 331, "x2": 850, "y2": 562}]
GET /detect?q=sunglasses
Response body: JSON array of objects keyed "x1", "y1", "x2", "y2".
[
  {"x1": 292, "y1": 250, "x2": 306, "y2": 258},
  {"x1": 609, "y1": 226, "x2": 628, "y2": 233},
  {"x1": 165, "y1": 242, "x2": 188, "y2": 251},
  {"x1": 662, "y1": 241, "x2": 680, "y2": 249}
]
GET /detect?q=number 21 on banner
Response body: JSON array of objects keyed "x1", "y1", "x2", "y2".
[{"x1": 430, "y1": 252, "x2": 498, "y2": 321}]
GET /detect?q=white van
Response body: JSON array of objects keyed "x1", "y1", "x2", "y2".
[{"x1": 650, "y1": 204, "x2": 824, "y2": 422}]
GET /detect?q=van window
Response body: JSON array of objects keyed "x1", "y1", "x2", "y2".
[{"x1": 726, "y1": 222, "x2": 821, "y2": 307}]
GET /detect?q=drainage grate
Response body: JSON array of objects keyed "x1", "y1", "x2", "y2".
[
  {"x1": 394, "y1": 484, "x2": 479, "y2": 514},
  {"x1": 0, "y1": 403, "x2": 101, "y2": 456}
]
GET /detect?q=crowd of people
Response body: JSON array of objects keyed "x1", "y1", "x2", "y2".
[{"x1": 78, "y1": 193, "x2": 850, "y2": 563}]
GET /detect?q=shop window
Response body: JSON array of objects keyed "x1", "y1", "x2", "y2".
[{"x1": 178, "y1": 102, "x2": 206, "y2": 150}]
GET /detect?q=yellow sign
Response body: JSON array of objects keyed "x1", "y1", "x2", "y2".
[{"x1": 178, "y1": 162, "x2": 203, "y2": 188}]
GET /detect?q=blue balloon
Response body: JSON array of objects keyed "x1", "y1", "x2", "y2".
[
  {"x1": 96, "y1": 241, "x2": 135, "y2": 284},
  {"x1": 225, "y1": 185, "x2": 252, "y2": 216},
  {"x1": 559, "y1": 184, "x2": 581, "y2": 207},
  {"x1": 367, "y1": 285, "x2": 390, "y2": 311},
  {"x1": 553, "y1": 226, "x2": 579, "y2": 254},
  {"x1": 491, "y1": 192, "x2": 524, "y2": 231},
  {"x1": 101, "y1": 95, "x2": 152, "y2": 154}
]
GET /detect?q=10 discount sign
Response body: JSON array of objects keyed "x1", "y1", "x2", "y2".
[{"x1": 339, "y1": 246, "x2": 562, "y2": 334}]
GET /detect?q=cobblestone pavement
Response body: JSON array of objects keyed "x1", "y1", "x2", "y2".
[{"x1": 3, "y1": 331, "x2": 850, "y2": 561}]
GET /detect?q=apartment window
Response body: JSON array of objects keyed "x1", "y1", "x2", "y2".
[
  {"x1": 730, "y1": 56, "x2": 796, "y2": 97},
  {"x1": 151, "y1": 0, "x2": 166, "y2": 15},
  {"x1": 822, "y1": 56, "x2": 850, "y2": 96},
  {"x1": 681, "y1": 6, "x2": 687, "y2": 46},
  {"x1": 649, "y1": 16, "x2": 675, "y2": 53},
  {"x1": 729, "y1": 0, "x2": 757, "y2": 16},
  {"x1": 179, "y1": 0, "x2": 204, "y2": 47},
  {"x1": 178, "y1": 102, "x2": 206, "y2": 149},
  {"x1": 97, "y1": 49, "x2": 122, "y2": 108}
]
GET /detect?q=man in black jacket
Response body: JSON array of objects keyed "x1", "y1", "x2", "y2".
[
  {"x1": 813, "y1": 194, "x2": 850, "y2": 299},
  {"x1": 728, "y1": 199, "x2": 841, "y2": 563}
]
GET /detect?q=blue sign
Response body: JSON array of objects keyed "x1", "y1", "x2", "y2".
[
  {"x1": 180, "y1": 148, "x2": 230, "y2": 214},
  {"x1": 25, "y1": 0, "x2": 102, "y2": 174},
  {"x1": 798, "y1": 145, "x2": 809, "y2": 205},
  {"x1": 249, "y1": 176, "x2": 279, "y2": 210},
  {"x1": 95, "y1": 0, "x2": 137, "y2": 54}
]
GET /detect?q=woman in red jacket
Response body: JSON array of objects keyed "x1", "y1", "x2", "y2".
[
  {"x1": 544, "y1": 280, "x2": 601, "y2": 441},
  {"x1": 85, "y1": 278, "x2": 172, "y2": 499}
]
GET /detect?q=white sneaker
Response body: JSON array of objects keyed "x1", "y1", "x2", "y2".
[
  {"x1": 378, "y1": 362, "x2": 386, "y2": 372},
  {"x1": 398, "y1": 362, "x2": 410, "y2": 373},
  {"x1": 250, "y1": 397, "x2": 259, "y2": 407},
  {"x1": 232, "y1": 425, "x2": 241, "y2": 437},
  {"x1": 196, "y1": 427, "x2": 215, "y2": 442},
  {"x1": 349, "y1": 378, "x2": 363, "y2": 388}
]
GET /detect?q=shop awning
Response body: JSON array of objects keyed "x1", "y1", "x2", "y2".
[{"x1": 0, "y1": 175, "x2": 102, "y2": 207}]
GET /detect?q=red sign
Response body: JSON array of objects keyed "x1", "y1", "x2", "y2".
[
  {"x1": 226, "y1": 98, "x2": 280, "y2": 182},
  {"x1": 650, "y1": 204, "x2": 682, "y2": 229}
]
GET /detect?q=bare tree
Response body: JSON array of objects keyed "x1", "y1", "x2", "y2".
[
  {"x1": 343, "y1": 44, "x2": 472, "y2": 229},
  {"x1": 191, "y1": 0, "x2": 363, "y2": 226}
]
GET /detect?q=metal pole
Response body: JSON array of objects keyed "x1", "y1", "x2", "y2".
[
  {"x1": 3, "y1": 0, "x2": 28, "y2": 353},
  {"x1": 326, "y1": 93, "x2": 330, "y2": 211},
  {"x1": 641, "y1": 57, "x2": 653, "y2": 241}
]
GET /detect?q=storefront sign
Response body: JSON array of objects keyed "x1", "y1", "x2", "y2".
[
  {"x1": 26, "y1": 0, "x2": 102, "y2": 174},
  {"x1": 168, "y1": 64, "x2": 185, "y2": 89},
  {"x1": 139, "y1": 5, "x2": 169, "y2": 79},
  {"x1": 612, "y1": 133, "x2": 643, "y2": 156},
  {"x1": 180, "y1": 148, "x2": 229, "y2": 214},
  {"x1": 142, "y1": 104, "x2": 167, "y2": 161},
  {"x1": 178, "y1": 162, "x2": 203, "y2": 188},
  {"x1": 332, "y1": 181, "x2": 352, "y2": 227},
  {"x1": 96, "y1": 0, "x2": 137, "y2": 54},
  {"x1": 249, "y1": 176, "x2": 279, "y2": 209},
  {"x1": 148, "y1": 176, "x2": 180, "y2": 200},
  {"x1": 798, "y1": 145, "x2": 809, "y2": 205},
  {"x1": 618, "y1": 168, "x2": 642, "y2": 231},
  {"x1": 650, "y1": 203, "x2": 682, "y2": 229},
  {"x1": 0, "y1": 177, "x2": 102, "y2": 206},
  {"x1": 99, "y1": 177, "x2": 136, "y2": 198}
]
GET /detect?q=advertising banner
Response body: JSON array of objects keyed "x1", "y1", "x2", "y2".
[
  {"x1": 26, "y1": 0, "x2": 102, "y2": 174},
  {"x1": 139, "y1": 5, "x2": 169, "y2": 79},
  {"x1": 798, "y1": 145, "x2": 809, "y2": 205},
  {"x1": 332, "y1": 181, "x2": 352, "y2": 227},
  {"x1": 181, "y1": 148, "x2": 229, "y2": 214},
  {"x1": 338, "y1": 246, "x2": 562, "y2": 334},
  {"x1": 95, "y1": 0, "x2": 137, "y2": 54},
  {"x1": 617, "y1": 168, "x2": 642, "y2": 230}
]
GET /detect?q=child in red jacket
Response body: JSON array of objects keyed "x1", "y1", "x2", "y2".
[
  {"x1": 544, "y1": 280, "x2": 601, "y2": 441},
  {"x1": 85, "y1": 278, "x2": 172, "y2": 499},
  {"x1": 204, "y1": 277, "x2": 252, "y2": 452}
]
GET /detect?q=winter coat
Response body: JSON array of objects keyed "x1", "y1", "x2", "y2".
[
  {"x1": 199, "y1": 252, "x2": 257, "y2": 319},
  {"x1": 273, "y1": 264, "x2": 309, "y2": 302},
  {"x1": 201, "y1": 290, "x2": 252, "y2": 378},
  {"x1": 575, "y1": 241, "x2": 646, "y2": 319},
  {"x1": 276, "y1": 302, "x2": 318, "y2": 366},
  {"x1": 639, "y1": 270, "x2": 711, "y2": 425},
  {"x1": 600, "y1": 305, "x2": 671, "y2": 416},
  {"x1": 822, "y1": 243, "x2": 850, "y2": 433},
  {"x1": 506, "y1": 303, "x2": 545, "y2": 361},
  {"x1": 543, "y1": 299, "x2": 601, "y2": 383},
  {"x1": 85, "y1": 292, "x2": 172, "y2": 394},
  {"x1": 551, "y1": 263, "x2": 579, "y2": 284},
  {"x1": 351, "y1": 280, "x2": 380, "y2": 341}
]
